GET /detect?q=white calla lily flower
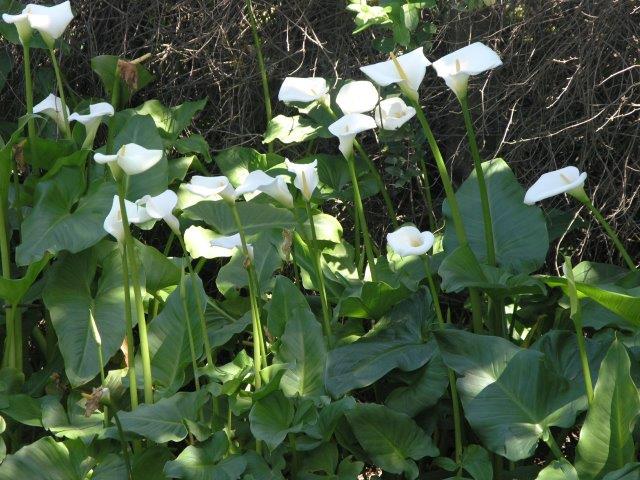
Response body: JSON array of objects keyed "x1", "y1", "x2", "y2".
[
  {"x1": 524, "y1": 166, "x2": 587, "y2": 205},
  {"x1": 360, "y1": 47, "x2": 431, "y2": 99},
  {"x1": 185, "y1": 175, "x2": 237, "y2": 203},
  {"x1": 328, "y1": 113, "x2": 377, "y2": 158},
  {"x1": 33, "y1": 93, "x2": 69, "y2": 131},
  {"x1": 104, "y1": 195, "x2": 151, "y2": 242},
  {"x1": 2, "y1": 9, "x2": 32, "y2": 43},
  {"x1": 374, "y1": 97, "x2": 416, "y2": 130},
  {"x1": 336, "y1": 80, "x2": 380, "y2": 114},
  {"x1": 432, "y1": 42, "x2": 502, "y2": 98},
  {"x1": 94, "y1": 143, "x2": 163, "y2": 176},
  {"x1": 285, "y1": 159, "x2": 319, "y2": 201},
  {"x1": 387, "y1": 225, "x2": 435, "y2": 257},
  {"x1": 235, "y1": 170, "x2": 294, "y2": 208},
  {"x1": 210, "y1": 233, "x2": 254, "y2": 260},
  {"x1": 278, "y1": 77, "x2": 329, "y2": 104},
  {"x1": 137, "y1": 189, "x2": 180, "y2": 234},
  {"x1": 24, "y1": 1, "x2": 74, "y2": 45},
  {"x1": 69, "y1": 102, "x2": 114, "y2": 148}
]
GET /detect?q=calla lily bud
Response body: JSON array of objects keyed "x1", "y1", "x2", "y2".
[
  {"x1": 33, "y1": 93, "x2": 70, "y2": 132},
  {"x1": 278, "y1": 77, "x2": 329, "y2": 104},
  {"x1": 336, "y1": 80, "x2": 380, "y2": 114},
  {"x1": 328, "y1": 113, "x2": 377, "y2": 158},
  {"x1": 374, "y1": 97, "x2": 416, "y2": 130},
  {"x1": 432, "y1": 42, "x2": 502, "y2": 99},
  {"x1": 94, "y1": 143, "x2": 163, "y2": 176},
  {"x1": 69, "y1": 102, "x2": 114, "y2": 149},
  {"x1": 524, "y1": 166, "x2": 588, "y2": 205},
  {"x1": 2, "y1": 9, "x2": 33, "y2": 44},
  {"x1": 210, "y1": 233, "x2": 254, "y2": 261},
  {"x1": 285, "y1": 159, "x2": 319, "y2": 201},
  {"x1": 235, "y1": 170, "x2": 294, "y2": 208},
  {"x1": 137, "y1": 189, "x2": 180, "y2": 235},
  {"x1": 26, "y1": 1, "x2": 74, "y2": 47},
  {"x1": 360, "y1": 47, "x2": 431, "y2": 100},
  {"x1": 185, "y1": 175, "x2": 237, "y2": 203},
  {"x1": 104, "y1": 195, "x2": 151, "y2": 242},
  {"x1": 387, "y1": 225, "x2": 435, "y2": 258}
]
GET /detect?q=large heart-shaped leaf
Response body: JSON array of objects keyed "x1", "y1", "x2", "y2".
[
  {"x1": 325, "y1": 291, "x2": 436, "y2": 397},
  {"x1": 42, "y1": 247, "x2": 128, "y2": 387},
  {"x1": 575, "y1": 340, "x2": 640, "y2": 480},
  {"x1": 0, "y1": 255, "x2": 49, "y2": 305},
  {"x1": 345, "y1": 403, "x2": 438, "y2": 479},
  {"x1": 16, "y1": 168, "x2": 115, "y2": 266},
  {"x1": 91, "y1": 55, "x2": 154, "y2": 103},
  {"x1": 133, "y1": 99, "x2": 207, "y2": 142},
  {"x1": 436, "y1": 329, "x2": 586, "y2": 461},
  {"x1": 443, "y1": 158, "x2": 549, "y2": 273}
]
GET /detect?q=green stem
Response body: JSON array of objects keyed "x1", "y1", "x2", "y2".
[
  {"x1": 244, "y1": 0, "x2": 272, "y2": 152},
  {"x1": 206, "y1": 298, "x2": 236, "y2": 323},
  {"x1": 180, "y1": 261, "x2": 201, "y2": 392},
  {"x1": 580, "y1": 197, "x2": 635, "y2": 270},
  {"x1": 459, "y1": 95, "x2": 496, "y2": 266},
  {"x1": 416, "y1": 148, "x2": 436, "y2": 232},
  {"x1": 303, "y1": 202, "x2": 333, "y2": 345},
  {"x1": 544, "y1": 431, "x2": 564, "y2": 460},
  {"x1": 112, "y1": 412, "x2": 134, "y2": 480},
  {"x1": 346, "y1": 152, "x2": 377, "y2": 282},
  {"x1": 48, "y1": 48, "x2": 71, "y2": 140},
  {"x1": 119, "y1": 246, "x2": 139, "y2": 410},
  {"x1": 229, "y1": 202, "x2": 264, "y2": 388},
  {"x1": 106, "y1": 71, "x2": 121, "y2": 154},
  {"x1": 411, "y1": 101, "x2": 484, "y2": 332},
  {"x1": 22, "y1": 42, "x2": 36, "y2": 147},
  {"x1": 117, "y1": 181, "x2": 153, "y2": 404},
  {"x1": 0, "y1": 174, "x2": 13, "y2": 368}
]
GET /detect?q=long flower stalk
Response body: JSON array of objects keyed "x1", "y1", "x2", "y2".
[
  {"x1": 22, "y1": 41, "x2": 36, "y2": 147},
  {"x1": 48, "y1": 48, "x2": 71, "y2": 139},
  {"x1": 119, "y1": 246, "x2": 139, "y2": 410},
  {"x1": 179, "y1": 260, "x2": 201, "y2": 392}
]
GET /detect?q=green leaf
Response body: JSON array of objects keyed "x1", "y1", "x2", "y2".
[
  {"x1": 148, "y1": 275, "x2": 207, "y2": 396},
  {"x1": 41, "y1": 393, "x2": 103, "y2": 439},
  {"x1": 602, "y1": 464, "x2": 640, "y2": 480},
  {"x1": 346, "y1": 403, "x2": 438, "y2": 479},
  {"x1": 536, "y1": 460, "x2": 579, "y2": 480},
  {"x1": 249, "y1": 390, "x2": 295, "y2": 451},
  {"x1": 117, "y1": 391, "x2": 207, "y2": 443},
  {"x1": 267, "y1": 276, "x2": 313, "y2": 338},
  {"x1": 133, "y1": 99, "x2": 207, "y2": 142},
  {"x1": 443, "y1": 159, "x2": 549, "y2": 273},
  {"x1": 175, "y1": 135, "x2": 211, "y2": 163},
  {"x1": 136, "y1": 241, "x2": 181, "y2": 293},
  {"x1": 436, "y1": 329, "x2": 586, "y2": 461},
  {"x1": 575, "y1": 340, "x2": 640, "y2": 480},
  {"x1": 163, "y1": 432, "x2": 247, "y2": 480},
  {"x1": 42, "y1": 248, "x2": 128, "y2": 387},
  {"x1": 91, "y1": 55, "x2": 154, "y2": 103},
  {"x1": 264, "y1": 114, "x2": 325, "y2": 144},
  {"x1": 16, "y1": 168, "x2": 115, "y2": 266},
  {"x1": 0, "y1": 392, "x2": 42, "y2": 426},
  {"x1": 0, "y1": 254, "x2": 49, "y2": 304},
  {"x1": 213, "y1": 147, "x2": 283, "y2": 187},
  {"x1": 325, "y1": 291, "x2": 436, "y2": 397},
  {"x1": 0, "y1": 437, "x2": 92, "y2": 480},
  {"x1": 462, "y1": 445, "x2": 493, "y2": 480},
  {"x1": 337, "y1": 279, "x2": 411, "y2": 320},
  {"x1": 186, "y1": 200, "x2": 294, "y2": 236}
]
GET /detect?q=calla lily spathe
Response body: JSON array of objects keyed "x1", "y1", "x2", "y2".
[
  {"x1": 387, "y1": 225, "x2": 435, "y2": 257},
  {"x1": 432, "y1": 42, "x2": 502, "y2": 98},
  {"x1": 374, "y1": 97, "x2": 416, "y2": 130},
  {"x1": 524, "y1": 166, "x2": 587, "y2": 205},
  {"x1": 336, "y1": 80, "x2": 380, "y2": 114},
  {"x1": 69, "y1": 102, "x2": 114, "y2": 148},
  {"x1": 210, "y1": 233, "x2": 254, "y2": 260},
  {"x1": 328, "y1": 113, "x2": 377, "y2": 158},
  {"x1": 285, "y1": 159, "x2": 319, "y2": 201},
  {"x1": 185, "y1": 175, "x2": 237, "y2": 202},
  {"x1": 278, "y1": 77, "x2": 328, "y2": 104},
  {"x1": 2, "y1": 8, "x2": 32, "y2": 43},
  {"x1": 137, "y1": 189, "x2": 180, "y2": 234},
  {"x1": 94, "y1": 143, "x2": 163, "y2": 176},
  {"x1": 360, "y1": 47, "x2": 431, "y2": 99},
  {"x1": 235, "y1": 170, "x2": 294, "y2": 208},
  {"x1": 25, "y1": 1, "x2": 74, "y2": 44},
  {"x1": 104, "y1": 195, "x2": 151, "y2": 242},
  {"x1": 33, "y1": 93, "x2": 69, "y2": 131}
]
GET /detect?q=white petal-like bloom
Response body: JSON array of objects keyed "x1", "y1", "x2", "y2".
[
  {"x1": 33, "y1": 93, "x2": 69, "y2": 131},
  {"x1": 278, "y1": 77, "x2": 329, "y2": 104},
  {"x1": 69, "y1": 102, "x2": 114, "y2": 126},
  {"x1": 210, "y1": 233, "x2": 254, "y2": 260},
  {"x1": 24, "y1": 1, "x2": 74, "y2": 42},
  {"x1": 137, "y1": 189, "x2": 180, "y2": 234},
  {"x1": 2, "y1": 9, "x2": 32, "y2": 43},
  {"x1": 360, "y1": 47, "x2": 431, "y2": 97},
  {"x1": 524, "y1": 166, "x2": 587, "y2": 205},
  {"x1": 235, "y1": 170, "x2": 294, "y2": 208},
  {"x1": 374, "y1": 97, "x2": 416, "y2": 130},
  {"x1": 104, "y1": 195, "x2": 150, "y2": 242},
  {"x1": 432, "y1": 42, "x2": 502, "y2": 98},
  {"x1": 327, "y1": 113, "x2": 377, "y2": 158},
  {"x1": 185, "y1": 175, "x2": 237, "y2": 203},
  {"x1": 336, "y1": 80, "x2": 380, "y2": 114},
  {"x1": 285, "y1": 159, "x2": 319, "y2": 201},
  {"x1": 94, "y1": 143, "x2": 163, "y2": 176},
  {"x1": 387, "y1": 225, "x2": 435, "y2": 257}
]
